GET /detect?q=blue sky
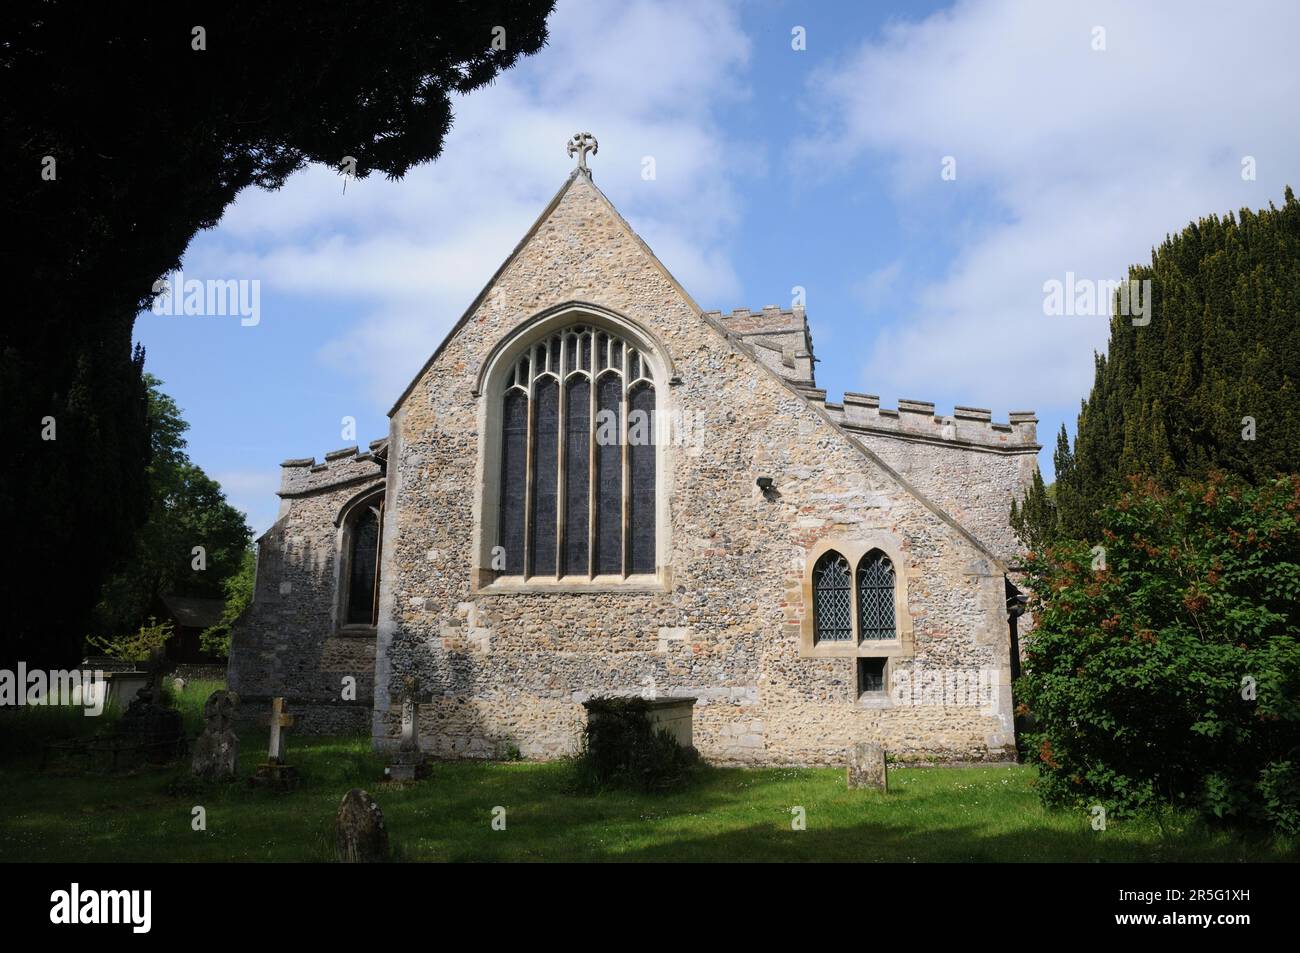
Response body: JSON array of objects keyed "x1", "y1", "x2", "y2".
[{"x1": 134, "y1": 0, "x2": 1300, "y2": 535}]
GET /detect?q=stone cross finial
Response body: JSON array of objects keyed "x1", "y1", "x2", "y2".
[
  {"x1": 266, "y1": 696, "x2": 295, "y2": 764},
  {"x1": 398, "y1": 676, "x2": 420, "y2": 753},
  {"x1": 566, "y1": 132, "x2": 598, "y2": 172}
]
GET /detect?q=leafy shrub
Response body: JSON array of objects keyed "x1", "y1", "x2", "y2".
[
  {"x1": 1018, "y1": 473, "x2": 1300, "y2": 834},
  {"x1": 575, "y1": 697, "x2": 698, "y2": 792},
  {"x1": 85, "y1": 617, "x2": 173, "y2": 662},
  {"x1": 201, "y1": 547, "x2": 255, "y2": 659}
]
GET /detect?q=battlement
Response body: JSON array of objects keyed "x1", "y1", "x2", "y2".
[
  {"x1": 278, "y1": 439, "x2": 387, "y2": 497},
  {"x1": 708, "y1": 305, "x2": 816, "y2": 387},
  {"x1": 797, "y1": 387, "x2": 1038, "y2": 452}
]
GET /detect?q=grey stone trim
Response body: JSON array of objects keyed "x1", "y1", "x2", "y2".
[
  {"x1": 898, "y1": 399, "x2": 936, "y2": 415},
  {"x1": 839, "y1": 421, "x2": 1041, "y2": 456}
]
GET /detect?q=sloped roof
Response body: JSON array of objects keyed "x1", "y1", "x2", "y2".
[
  {"x1": 160, "y1": 594, "x2": 225, "y2": 629},
  {"x1": 388, "y1": 166, "x2": 1010, "y2": 573}
]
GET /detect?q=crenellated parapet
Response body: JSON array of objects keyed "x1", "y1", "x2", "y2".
[
  {"x1": 278, "y1": 438, "x2": 388, "y2": 497},
  {"x1": 798, "y1": 388, "x2": 1038, "y2": 454}
]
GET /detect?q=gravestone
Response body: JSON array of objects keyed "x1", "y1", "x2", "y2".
[
  {"x1": 385, "y1": 676, "x2": 429, "y2": 781},
  {"x1": 335, "y1": 788, "x2": 390, "y2": 863},
  {"x1": 847, "y1": 742, "x2": 888, "y2": 791},
  {"x1": 190, "y1": 690, "x2": 240, "y2": 781},
  {"x1": 117, "y1": 682, "x2": 185, "y2": 764},
  {"x1": 250, "y1": 697, "x2": 299, "y2": 790}
]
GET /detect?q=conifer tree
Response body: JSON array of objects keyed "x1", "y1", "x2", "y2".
[{"x1": 1020, "y1": 187, "x2": 1300, "y2": 546}]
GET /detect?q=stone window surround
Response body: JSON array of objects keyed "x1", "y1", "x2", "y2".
[
  {"x1": 470, "y1": 302, "x2": 676, "y2": 594},
  {"x1": 800, "y1": 533, "x2": 914, "y2": 660},
  {"x1": 333, "y1": 482, "x2": 385, "y2": 637}
]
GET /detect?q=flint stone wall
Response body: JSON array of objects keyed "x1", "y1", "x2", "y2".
[
  {"x1": 376, "y1": 173, "x2": 1021, "y2": 765},
  {"x1": 227, "y1": 448, "x2": 382, "y2": 734}
]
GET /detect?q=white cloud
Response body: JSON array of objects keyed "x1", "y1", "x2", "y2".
[
  {"x1": 188, "y1": 0, "x2": 752, "y2": 405},
  {"x1": 215, "y1": 470, "x2": 282, "y2": 536},
  {"x1": 799, "y1": 0, "x2": 1300, "y2": 414}
]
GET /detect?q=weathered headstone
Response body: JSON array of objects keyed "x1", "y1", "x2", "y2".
[
  {"x1": 250, "y1": 696, "x2": 299, "y2": 790},
  {"x1": 847, "y1": 742, "x2": 888, "y2": 791},
  {"x1": 336, "y1": 788, "x2": 390, "y2": 863},
  {"x1": 190, "y1": 689, "x2": 240, "y2": 781},
  {"x1": 118, "y1": 683, "x2": 186, "y2": 764},
  {"x1": 385, "y1": 676, "x2": 429, "y2": 781},
  {"x1": 172, "y1": 676, "x2": 187, "y2": 695}
]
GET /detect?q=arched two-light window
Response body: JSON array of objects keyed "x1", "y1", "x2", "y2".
[
  {"x1": 496, "y1": 324, "x2": 656, "y2": 580},
  {"x1": 812, "y1": 549, "x2": 896, "y2": 644}
]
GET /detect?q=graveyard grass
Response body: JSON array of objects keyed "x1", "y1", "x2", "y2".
[{"x1": 0, "y1": 682, "x2": 1294, "y2": 863}]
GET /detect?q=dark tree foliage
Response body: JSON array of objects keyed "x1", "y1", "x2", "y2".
[
  {"x1": 1009, "y1": 469, "x2": 1057, "y2": 555},
  {"x1": 1049, "y1": 188, "x2": 1300, "y2": 543},
  {"x1": 91, "y1": 376, "x2": 252, "y2": 640},
  {"x1": 1019, "y1": 474, "x2": 1300, "y2": 834},
  {"x1": 0, "y1": 2, "x2": 555, "y2": 666}
]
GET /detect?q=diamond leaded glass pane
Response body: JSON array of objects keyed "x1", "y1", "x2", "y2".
[
  {"x1": 857, "y1": 551, "x2": 896, "y2": 640},
  {"x1": 813, "y1": 552, "x2": 853, "y2": 642}
]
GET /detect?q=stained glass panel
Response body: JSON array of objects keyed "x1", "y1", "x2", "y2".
[
  {"x1": 530, "y1": 377, "x2": 559, "y2": 576},
  {"x1": 595, "y1": 372, "x2": 623, "y2": 575},
  {"x1": 498, "y1": 390, "x2": 528, "y2": 575},
  {"x1": 347, "y1": 506, "x2": 380, "y2": 624},
  {"x1": 628, "y1": 383, "x2": 655, "y2": 574},
  {"x1": 564, "y1": 377, "x2": 590, "y2": 576}
]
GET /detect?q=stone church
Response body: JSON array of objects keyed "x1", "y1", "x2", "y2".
[{"x1": 228, "y1": 134, "x2": 1040, "y2": 765}]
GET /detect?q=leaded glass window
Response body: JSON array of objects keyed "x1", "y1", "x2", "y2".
[
  {"x1": 346, "y1": 500, "x2": 382, "y2": 625},
  {"x1": 857, "y1": 550, "x2": 896, "y2": 640},
  {"x1": 813, "y1": 551, "x2": 853, "y2": 642},
  {"x1": 497, "y1": 325, "x2": 657, "y2": 580}
]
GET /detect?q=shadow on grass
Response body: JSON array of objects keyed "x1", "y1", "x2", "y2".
[{"x1": 2, "y1": 722, "x2": 1295, "y2": 863}]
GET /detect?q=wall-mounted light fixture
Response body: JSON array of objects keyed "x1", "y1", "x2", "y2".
[{"x1": 756, "y1": 476, "x2": 774, "y2": 491}]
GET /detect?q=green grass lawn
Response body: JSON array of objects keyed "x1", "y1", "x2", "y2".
[{"x1": 0, "y1": 681, "x2": 1294, "y2": 862}]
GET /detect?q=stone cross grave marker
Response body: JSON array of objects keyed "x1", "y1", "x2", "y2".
[
  {"x1": 267, "y1": 696, "x2": 294, "y2": 764},
  {"x1": 398, "y1": 676, "x2": 419, "y2": 752},
  {"x1": 386, "y1": 676, "x2": 428, "y2": 781}
]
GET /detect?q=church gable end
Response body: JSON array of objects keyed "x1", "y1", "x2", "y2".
[{"x1": 232, "y1": 135, "x2": 1032, "y2": 766}]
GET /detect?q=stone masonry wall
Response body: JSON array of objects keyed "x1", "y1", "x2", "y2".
[
  {"x1": 376, "y1": 171, "x2": 1020, "y2": 766},
  {"x1": 227, "y1": 445, "x2": 384, "y2": 734}
]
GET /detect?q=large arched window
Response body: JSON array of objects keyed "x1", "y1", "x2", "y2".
[
  {"x1": 812, "y1": 551, "x2": 853, "y2": 642},
  {"x1": 497, "y1": 324, "x2": 656, "y2": 579},
  {"x1": 856, "y1": 550, "x2": 896, "y2": 640}
]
